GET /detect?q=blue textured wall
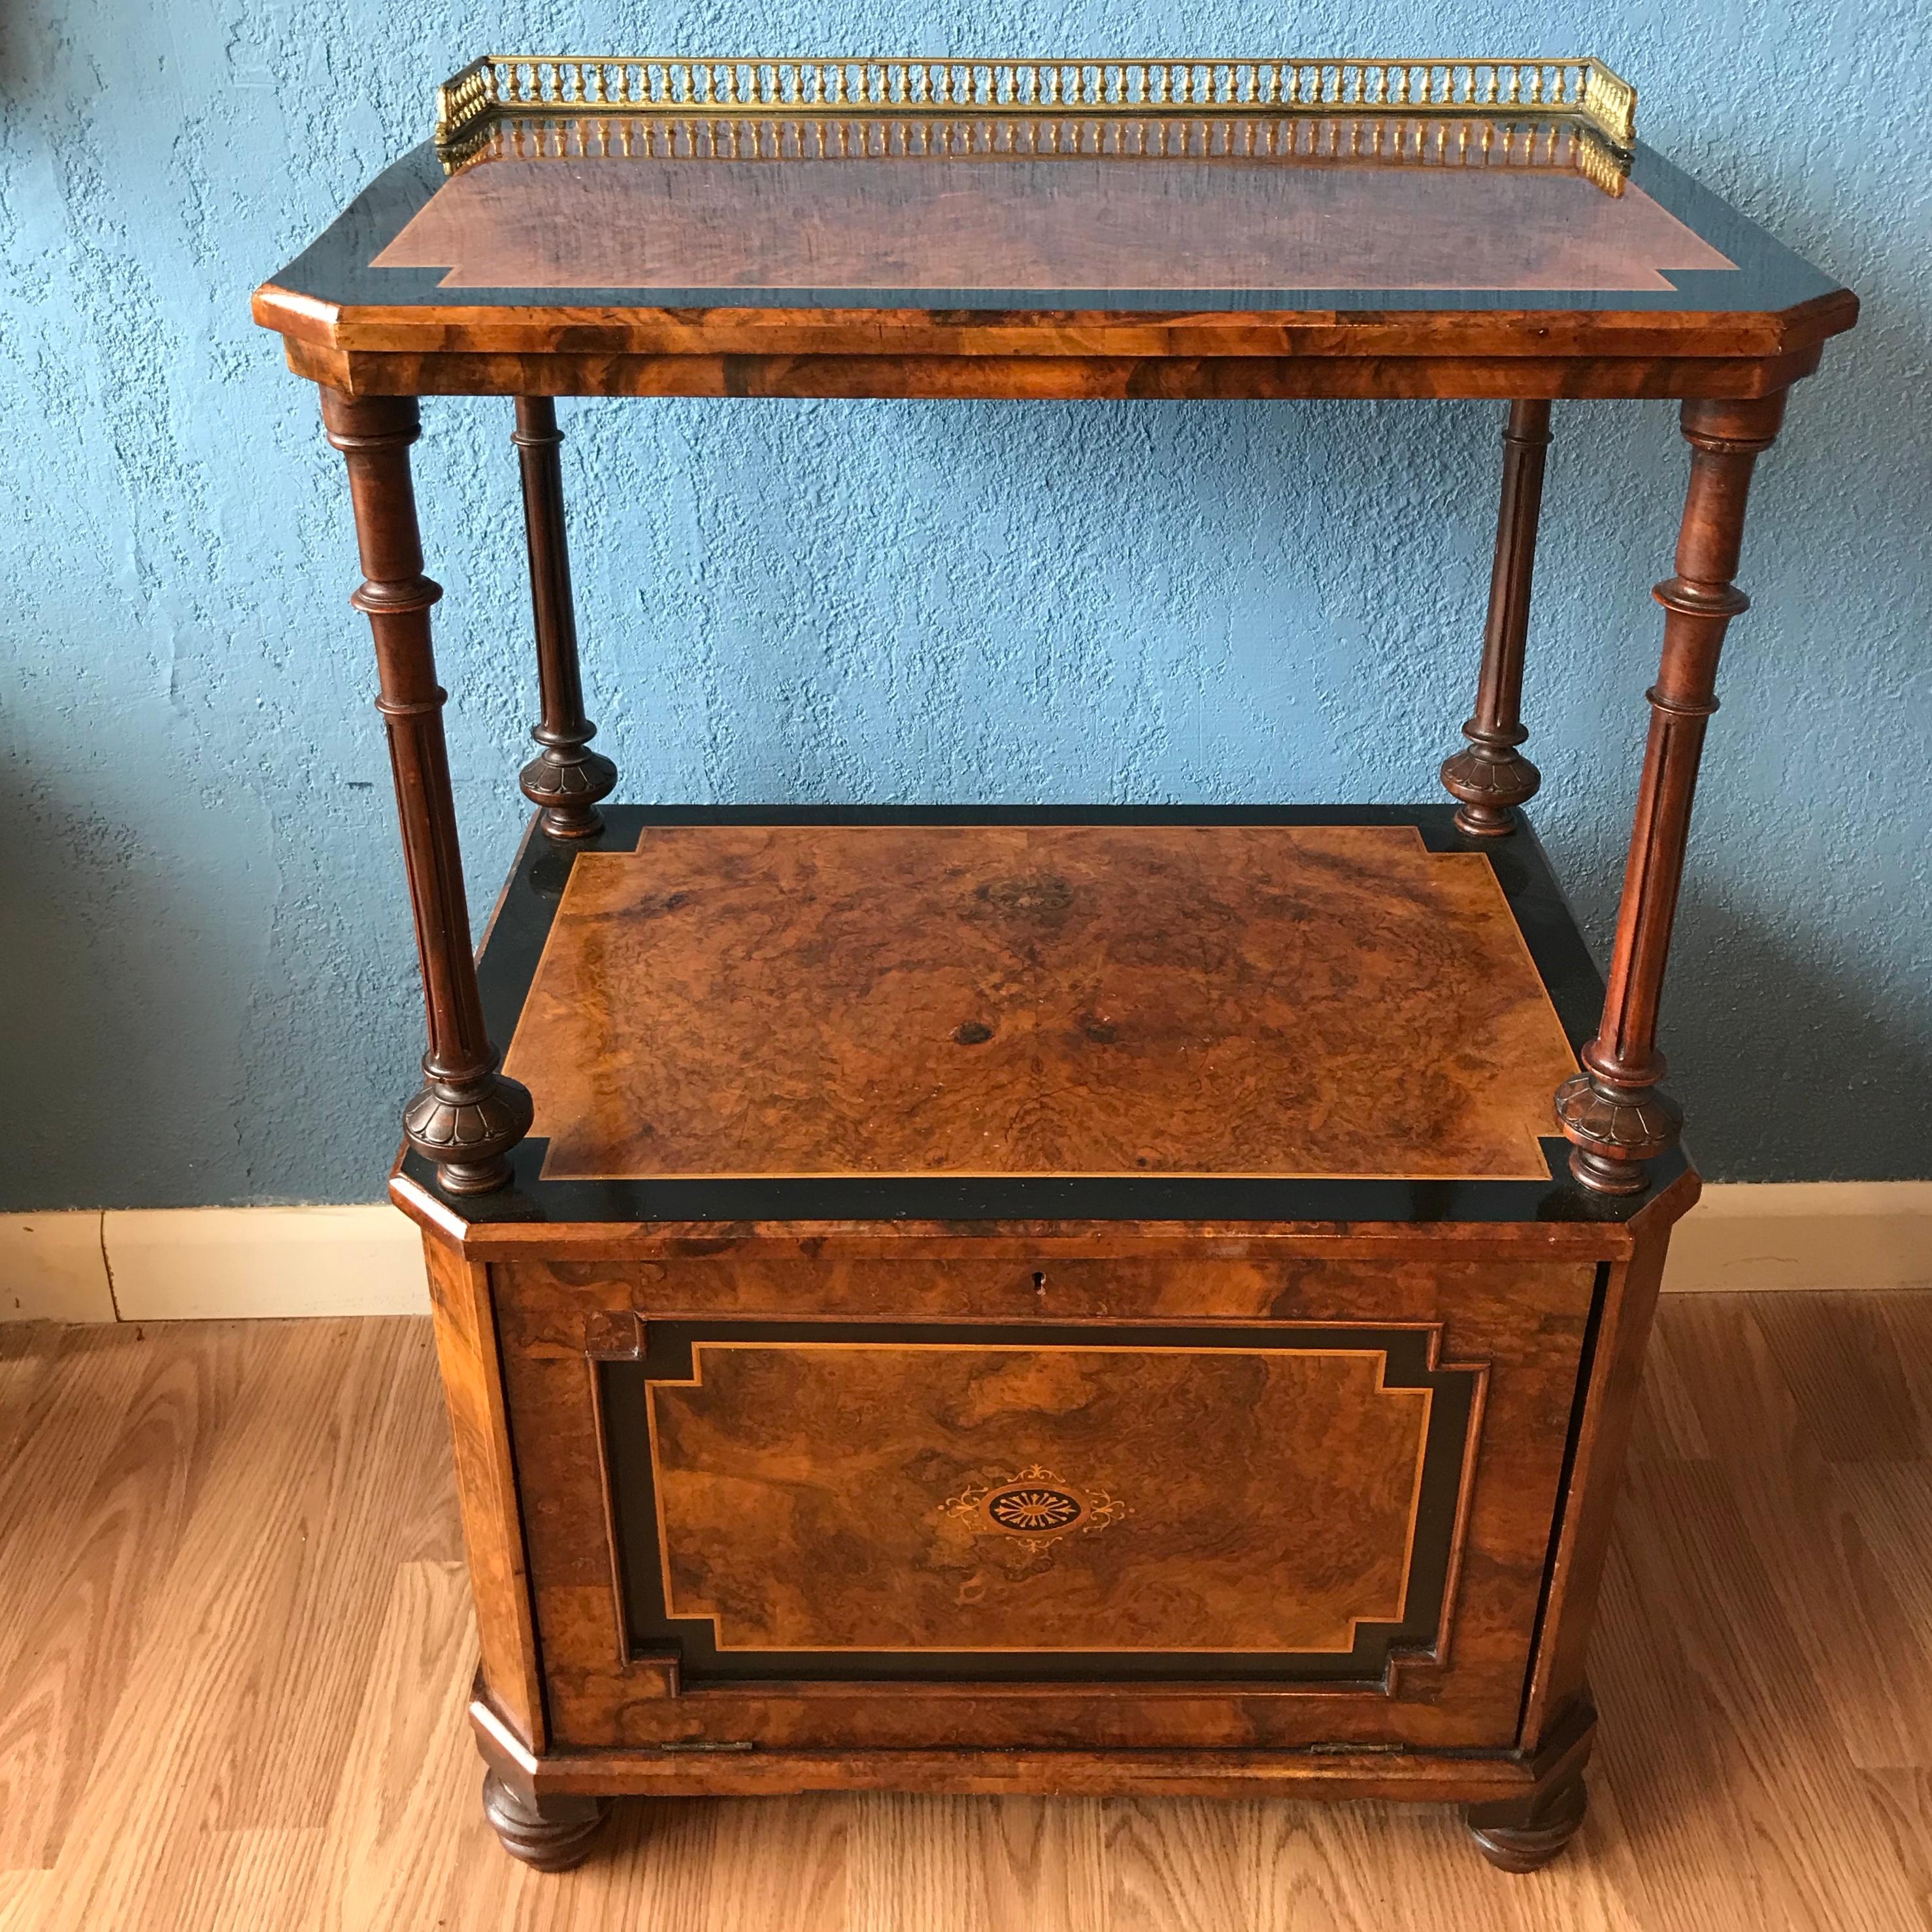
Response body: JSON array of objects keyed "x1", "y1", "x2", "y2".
[{"x1": 1, "y1": 4, "x2": 1927, "y2": 1208}]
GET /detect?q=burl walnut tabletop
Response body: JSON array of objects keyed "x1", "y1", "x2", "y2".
[{"x1": 254, "y1": 55, "x2": 1853, "y2": 401}]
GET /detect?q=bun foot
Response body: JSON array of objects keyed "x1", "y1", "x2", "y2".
[
  {"x1": 1465, "y1": 1770, "x2": 1588, "y2": 1873},
  {"x1": 482, "y1": 1769, "x2": 609, "y2": 1871}
]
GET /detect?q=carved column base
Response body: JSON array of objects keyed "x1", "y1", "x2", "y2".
[
  {"x1": 520, "y1": 743, "x2": 618, "y2": 841},
  {"x1": 1554, "y1": 1069, "x2": 1682, "y2": 1195},
  {"x1": 403, "y1": 1062, "x2": 535, "y2": 1194},
  {"x1": 1441, "y1": 736, "x2": 1541, "y2": 838},
  {"x1": 482, "y1": 1770, "x2": 610, "y2": 1871},
  {"x1": 1465, "y1": 1769, "x2": 1588, "y2": 1873}
]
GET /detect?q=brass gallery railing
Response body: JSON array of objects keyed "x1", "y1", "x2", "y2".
[
  {"x1": 433, "y1": 55, "x2": 1639, "y2": 169},
  {"x1": 450, "y1": 111, "x2": 1633, "y2": 195}
]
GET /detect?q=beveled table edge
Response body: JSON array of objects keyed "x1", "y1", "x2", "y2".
[{"x1": 254, "y1": 278, "x2": 1857, "y2": 377}]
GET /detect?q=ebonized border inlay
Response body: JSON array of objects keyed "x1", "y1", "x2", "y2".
[
  {"x1": 599, "y1": 1314, "x2": 1480, "y2": 1686},
  {"x1": 407, "y1": 803, "x2": 1684, "y2": 1225}
]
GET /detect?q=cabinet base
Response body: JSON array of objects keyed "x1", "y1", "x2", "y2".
[{"x1": 472, "y1": 1692, "x2": 1594, "y2": 1869}]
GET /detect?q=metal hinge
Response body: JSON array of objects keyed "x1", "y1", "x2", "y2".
[{"x1": 653, "y1": 1739, "x2": 757, "y2": 1752}]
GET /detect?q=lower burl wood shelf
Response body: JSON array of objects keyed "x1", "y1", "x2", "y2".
[{"x1": 393, "y1": 805, "x2": 1696, "y2": 1874}]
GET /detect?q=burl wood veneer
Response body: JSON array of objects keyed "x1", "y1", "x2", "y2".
[
  {"x1": 502, "y1": 823, "x2": 1577, "y2": 1183},
  {"x1": 257, "y1": 50, "x2": 1857, "y2": 1881},
  {"x1": 493, "y1": 1244, "x2": 1599, "y2": 1752},
  {"x1": 641, "y1": 1336, "x2": 1440, "y2": 1656},
  {"x1": 375, "y1": 146, "x2": 1731, "y2": 293}
]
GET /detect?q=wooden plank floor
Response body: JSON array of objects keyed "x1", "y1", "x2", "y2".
[{"x1": 0, "y1": 1296, "x2": 1927, "y2": 1931}]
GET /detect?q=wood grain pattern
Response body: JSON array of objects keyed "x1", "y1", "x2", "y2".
[
  {"x1": 316, "y1": 1560, "x2": 476, "y2": 1926},
  {"x1": 256, "y1": 282, "x2": 1857, "y2": 363},
  {"x1": 389, "y1": 1175, "x2": 1680, "y2": 1259},
  {"x1": 1441, "y1": 399, "x2": 1550, "y2": 835},
  {"x1": 258, "y1": 116, "x2": 1856, "y2": 403},
  {"x1": 422, "y1": 1237, "x2": 546, "y2": 1749},
  {"x1": 254, "y1": 115, "x2": 1857, "y2": 411},
  {"x1": 201, "y1": 1317, "x2": 462, "y2": 1831},
  {"x1": 0, "y1": 1329, "x2": 222, "y2": 1869},
  {"x1": 320, "y1": 388, "x2": 533, "y2": 1192},
  {"x1": 493, "y1": 1250, "x2": 1593, "y2": 1751},
  {"x1": 642, "y1": 1338, "x2": 1435, "y2": 1654},
  {"x1": 1557, "y1": 392, "x2": 1788, "y2": 1192},
  {"x1": 511, "y1": 395, "x2": 617, "y2": 839},
  {"x1": 373, "y1": 157, "x2": 1731, "y2": 294},
  {"x1": 501, "y1": 823, "x2": 1579, "y2": 1182},
  {"x1": 1519, "y1": 1218, "x2": 1671, "y2": 1741},
  {"x1": 280, "y1": 331, "x2": 1832, "y2": 403},
  {"x1": 0, "y1": 1321, "x2": 456, "y2": 1932},
  {"x1": 3, "y1": 1296, "x2": 1927, "y2": 1925}
]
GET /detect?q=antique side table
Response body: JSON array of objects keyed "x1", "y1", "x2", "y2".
[{"x1": 254, "y1": 56, "x2": 1856, "y2": 1874}]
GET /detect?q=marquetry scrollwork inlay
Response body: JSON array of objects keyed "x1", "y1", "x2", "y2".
[{"x1": 941, "y1": 1463, "x2": 1126, "y2": 1554}]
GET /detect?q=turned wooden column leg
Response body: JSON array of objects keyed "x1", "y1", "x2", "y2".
[
  {"x1": 513, "y1": 397, "x2": 616, "y2": 839},
  {"x1": 322, "y1": 390, "x2": 533, "y2": 1194},
  {"x1": 1441, "y1": 399, "x2": 1551, "y2": 836},
  {"x1": 1557, "y1": 391, "x2": 1788, "y2": 1194},
  {"x1": 482, "y1": 1769, "x2": 610, "y2": 1871}
]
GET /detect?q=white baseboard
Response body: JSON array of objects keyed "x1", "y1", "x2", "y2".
[
  {"x1": 0, "y1": 1213, "x2": 118, "y2": 1322},
  {"x1": 1, "y1": 1184, "x2": 1927, "y2": 1323},
  {"x1": 1655, "y1": 1182, "x2": 1932, "y2": 1293},
  {"x1": 0, "y1": 1207, "x2": 427, "y2": 1322},
  {"x1": 101, "y1": 1207, "x2": 429, "y2": 1320}
]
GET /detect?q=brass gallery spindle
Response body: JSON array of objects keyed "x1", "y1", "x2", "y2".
[
  {"x1": 512, "y1": 397, "x2": 617, "y2": 839},
  {"x1": 321, "y1": 390, "x2": 533, "y2": 1193},
  {"x1": 1556, "y1": 391, "x2": 1788, "y2": 1193},
  {"x1": 1441, "y1": 399, "x2": 1552, "y2": 835}
]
